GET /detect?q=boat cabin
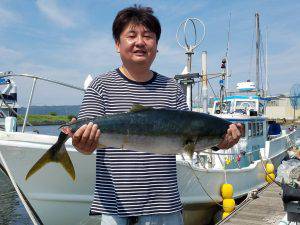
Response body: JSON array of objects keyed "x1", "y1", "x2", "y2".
[
  {"x1": 211, "y1": 95, "x2": 272, "y2": 169},
  {"x1": 212, "y1": 95, "x2": 265, "y2": 116}
]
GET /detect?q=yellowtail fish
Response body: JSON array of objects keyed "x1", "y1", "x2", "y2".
[{"x1": 26, "y1": 105, "x2": 231, "y2": 180}]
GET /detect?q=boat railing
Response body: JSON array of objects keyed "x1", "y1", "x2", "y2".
[
  {"x1": 199, "y1": 147, "x2": 264, "y2": 169},
  {"x1": 0, "y1": 71, "x2": 85, "y2": 132}
]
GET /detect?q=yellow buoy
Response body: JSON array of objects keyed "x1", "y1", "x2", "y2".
[
  {"x1": 222, "y1": 212, "x2": 230, "y2": 219},
  {"x1": 223, "y1": 199, "x2": 235, "y2": 213},
  {"x1": 266, "y1": 173, "x2": 275, "y2": 183},
  {"x1": 266, "y1": 163, "x2": 274, "y2": 174},
  {"x1": 221, "y1": 183, "x2": 234, "y2": 199},
  {"x1": 225, "y1": 158, "x2": 231, "y2": 165}
]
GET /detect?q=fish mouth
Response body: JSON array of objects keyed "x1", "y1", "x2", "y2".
[
  {"x1": 61, "y1": 126, "x2": 72, "y2": 135},
  {"x1": 59, "y1": 123, "x2": 70, "y2": 130},
  {"x1": 59, "y1": 122, "x2": 74, "y2": 134}
]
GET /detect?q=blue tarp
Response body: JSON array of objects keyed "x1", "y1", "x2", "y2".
[
  {"x1": 0, "y1": 78, "x2": 7, "y2": 84},
  {"x1": 268, "y1": 123, "x2": 282, "y2": 135}
]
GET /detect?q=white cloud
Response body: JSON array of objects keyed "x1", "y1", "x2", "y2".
[
  {"x1": 0, "y1": 45, "x2": 85, "y2": 106},
  {"x1": 0, "y1": 3, "x2": 21, "y2": 26},
  {"x1": 36, "y1": 0, "x2": 76, "y2": 28},
  {"x1": 0, "y1": 46, "x2": 23, "y2": 64},
  {"x1": 48, "y1": 33, "x2": 121, "y2": 74}
]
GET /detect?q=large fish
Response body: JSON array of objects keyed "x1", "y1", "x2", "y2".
[{"x1": 25, "y1": 105, "x2": 232, "y2": 181}]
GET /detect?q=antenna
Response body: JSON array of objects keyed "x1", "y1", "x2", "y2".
[
  {"x1": 265, "y1": 27, "x2": 268, "y2": 97},
  {"x1": 175, "y1": 18, "x2": 206, "y2": 110},
  {"x1": 225, "y1": 12, "x2": 231, "y2": 90}
]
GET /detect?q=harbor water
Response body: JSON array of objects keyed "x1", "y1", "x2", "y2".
[{"x1": 0, "y1": 126, "x2": 299, "y2": 225}]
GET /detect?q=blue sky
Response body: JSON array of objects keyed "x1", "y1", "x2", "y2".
[{"x1": 0, "y1": 0, "x2": 299, "y2": 106}]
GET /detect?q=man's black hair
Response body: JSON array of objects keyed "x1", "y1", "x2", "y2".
[{"x1": 112, "y1": 5, "x2": 161, "y2": 42}]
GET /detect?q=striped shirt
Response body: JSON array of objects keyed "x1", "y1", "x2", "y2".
[{"x1": 78, "y1": 69, "x2": 188, "y2": 216}]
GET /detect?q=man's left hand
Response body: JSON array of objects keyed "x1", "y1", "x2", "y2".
[{"x1": 217, "y1": 123, "x2": 244, "y2": 149}]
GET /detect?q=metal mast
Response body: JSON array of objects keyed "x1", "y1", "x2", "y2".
[
  {"x1": 255, "y1": 12, "x2": 260, "y2": 96},
  {"x1": 201, "y1": 51, "x2": 208, "y2": 113},
  {"x1": 265, "y1": 27, "x2": 268, "y2": 97}
]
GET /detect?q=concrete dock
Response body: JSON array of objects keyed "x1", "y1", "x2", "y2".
[{"x1": 219, "y1": 183, "x2": 286, "y2": 225}]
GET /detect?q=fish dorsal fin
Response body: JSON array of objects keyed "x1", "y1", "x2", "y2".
[{"x1": 130, "y1": 104, "x2": 151, "y2": 112}]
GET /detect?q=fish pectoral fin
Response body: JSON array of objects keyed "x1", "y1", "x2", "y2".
[
  {"x1": 58, "y1": 145, "x2": 76, "y2": 181},
  {"x1": 25, "y1": 146, "x2": 54, "y2": 180},
  {"x1": 184, "y1": 142, "x2": 195, "y2": 159},
  {"x1": 130, "y1": 104, "x2": 151, "y2": 112}
]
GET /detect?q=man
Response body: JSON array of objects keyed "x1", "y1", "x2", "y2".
[{"x1": 70, "y1": 5, "x2": 242, "y2": 225}]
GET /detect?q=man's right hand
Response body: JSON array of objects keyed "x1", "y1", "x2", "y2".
[{"x1": 69, "y1": 118, "x2": 101, "y2": 155}]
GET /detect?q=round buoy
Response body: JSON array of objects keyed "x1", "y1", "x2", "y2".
[
  {"x1": 223, "y1": 199, "x2": 235, "y2": 213},
  {"x1": 266, "y1": 173, "x2": 275, "y2": 183},
  {"x1": 266, "y1": 163, "x2": 274, "y2": 174},
  {"x1": 222, "y1": 212, "x2": 230, "y2": 219},
  {"x1": 221, "y1": 183, "x2": 234, "y2": 199}
]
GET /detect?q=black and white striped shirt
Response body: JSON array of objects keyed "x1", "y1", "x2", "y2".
[{"x1": 78, "y1": 69, "x2": 188, "y2": 216}]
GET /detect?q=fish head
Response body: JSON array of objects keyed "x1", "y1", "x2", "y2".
[
  {"x1": 60, "y1": 118, "x2": 94, "y2": 134},
  {"x1": 61, "y1": 125, "x2": 72, "y2": 135},
  {"x1": 60, "y1": 121, "x2": 80, "y2": 135}
]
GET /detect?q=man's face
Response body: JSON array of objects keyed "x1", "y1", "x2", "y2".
[{"x1": 115, "y1": 23, "x2": 157, "y2": 68}]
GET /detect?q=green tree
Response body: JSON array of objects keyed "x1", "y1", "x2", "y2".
[
  {"x1": 49, "y1": 112, "x2": 57, "y2": 116},
  {"x1": 67, "y1": 114, "x2": 76, "y2": 120}
]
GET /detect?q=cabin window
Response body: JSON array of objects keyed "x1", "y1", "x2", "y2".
[
  {"x1": 252, "y1": 123, "x2": 257, "y2": 136},
  {"x1": 259, "y1": 122, "x2": 264, "y2": 135},
  {"x1": 256, "y1": 122, "x2": 260, "y2": 136},
  {"x1": 248, "y1": 123, "x2": 252, "y2": 137},
  {"x1": 214, "y1": 101, "x2": 231, "y2": 114},
  {"x1": 235, "y1": 101, "x2": 256, "y2": 113},
  {"x1": 259, "y1": 103, "x2": 265, "y2": 115},
  {"x1": 241, "y1": 123, "x2": 245, "y2": 137}
]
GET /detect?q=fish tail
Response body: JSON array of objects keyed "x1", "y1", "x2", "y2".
[{"x1": 25, "y1": 132, "x2": 76, "y2": 181}]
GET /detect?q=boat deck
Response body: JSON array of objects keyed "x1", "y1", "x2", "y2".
[{"x1": 220, "y1": 183, "x2": 286, "y2": 225}]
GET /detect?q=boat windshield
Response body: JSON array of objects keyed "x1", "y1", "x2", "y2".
[
  {"x1": 214, "y1": 101, "x2": 231, "y2": 114},
  {"x1": 235, "y1": 100, "x2": 256, "y2": 114}
]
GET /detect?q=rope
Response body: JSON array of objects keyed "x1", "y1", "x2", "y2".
[
  {"x1": 217, "y1": 154, "x2": 227, "y2": 184},
  {"x1": 207, "y1": 79, "x2": 217, "y2": 97},
  {"x1": 186, "y1": 161, "x2": 223, "y2": 207}
]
